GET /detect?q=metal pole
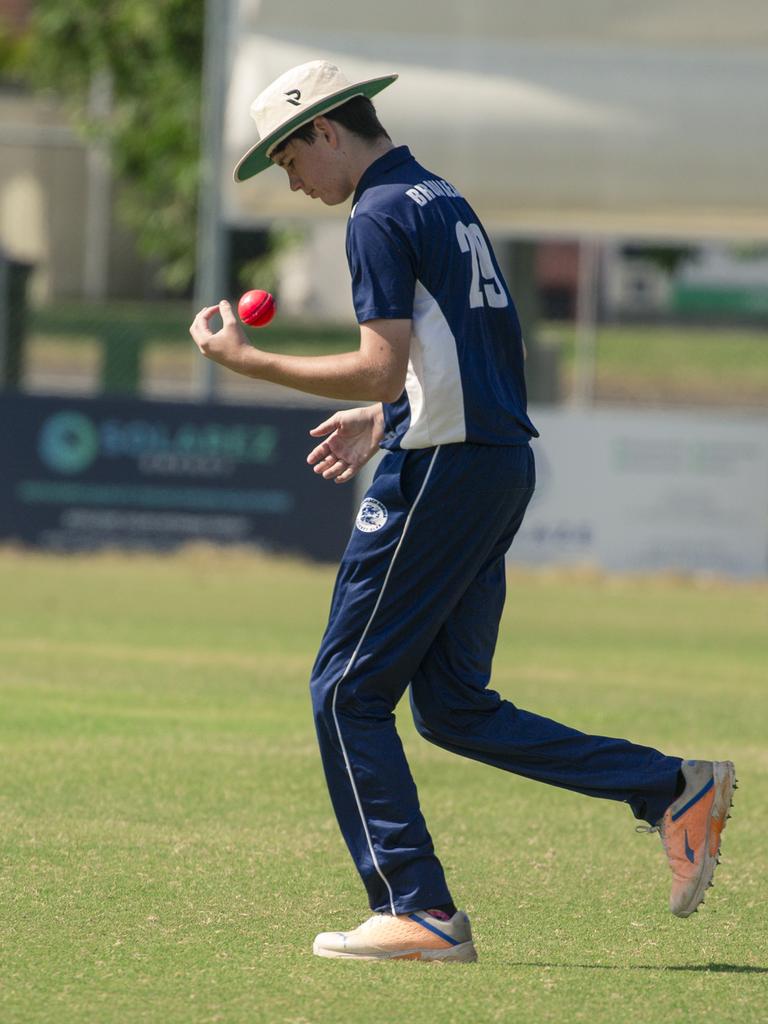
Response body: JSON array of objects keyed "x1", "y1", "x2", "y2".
[
  {"x1": 83, "y1": 69, "x2": 113, "y2": 302},
  {"x1": 194, "y1": 0, "x2": 231, "y2": 401},
  {"x1": 572, "y1": 238, "x2": 599, "y2": 406}
]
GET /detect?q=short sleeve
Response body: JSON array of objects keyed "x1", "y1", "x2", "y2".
[{"x1": 346, "y1": 209, "x2": 417, "y2": 323}]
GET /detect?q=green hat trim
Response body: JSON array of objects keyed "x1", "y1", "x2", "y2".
[{"x1": 233, "y1": 74, "x2": 398, "y2": 183}]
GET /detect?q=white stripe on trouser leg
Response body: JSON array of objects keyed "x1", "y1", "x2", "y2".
[{"x1": 331, "y1": 447, "x2": 441, "y2": 917}]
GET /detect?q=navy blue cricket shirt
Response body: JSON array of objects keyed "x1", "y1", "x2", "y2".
[{"x1": 346, "y1": 145, "x2": 539, "y2": 451}]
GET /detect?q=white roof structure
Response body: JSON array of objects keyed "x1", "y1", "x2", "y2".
[{"x1": 223, "y1": 0, "x2": 768, "y2": 240}]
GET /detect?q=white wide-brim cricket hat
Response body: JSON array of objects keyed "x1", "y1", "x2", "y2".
[{"x1": 233, "y1": 59, "x2": 398, "y2": 183}]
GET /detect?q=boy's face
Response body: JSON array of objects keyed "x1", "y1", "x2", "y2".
[{"x1": 272, "y1": 119, "x2": 354, "y2": 206}]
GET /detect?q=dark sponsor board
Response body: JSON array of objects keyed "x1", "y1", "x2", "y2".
[{"x1": 0, "y1": 394, "x2": 355, "y2": 561}]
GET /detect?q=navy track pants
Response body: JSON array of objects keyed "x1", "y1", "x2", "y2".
[{"x1": 310, "y1": 443, "x2": 682, "y2": 915}]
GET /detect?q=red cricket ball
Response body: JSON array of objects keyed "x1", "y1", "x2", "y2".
[{"x1": 237, "y1": 289, "x2": 276, "y2": 327}]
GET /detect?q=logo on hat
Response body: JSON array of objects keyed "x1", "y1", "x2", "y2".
[{"x1": 284, "y1": 89, "x2": 301, "y2": 106}]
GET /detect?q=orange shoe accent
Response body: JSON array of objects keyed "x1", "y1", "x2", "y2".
[{"x1": 655, "y1": 760, "x2": 736, "y2": 917}]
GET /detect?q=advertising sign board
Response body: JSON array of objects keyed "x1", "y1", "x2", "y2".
[
  {"x1": 512, "y1": 407, "x2": 768, "y2": 576},
  {"x1": 0, "y1": 394, "x2": 355, "y2": 561}
]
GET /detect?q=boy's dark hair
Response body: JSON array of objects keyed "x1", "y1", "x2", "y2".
[{"x1": 272, "y1": 95, "x2": 390, "y2": 156}]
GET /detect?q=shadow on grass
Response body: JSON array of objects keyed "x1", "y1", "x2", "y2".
[{"x1": 511, "y1": 962, "x2": 768, "y2": 974}]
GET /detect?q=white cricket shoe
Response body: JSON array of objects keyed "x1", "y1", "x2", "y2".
[{"x1": 313, "y1": 909, "x2": 478, "y2": 961}]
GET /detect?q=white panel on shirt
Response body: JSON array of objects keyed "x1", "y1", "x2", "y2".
[{"x1": 400, "y1": 281, "x2": 467, "y2": 449}]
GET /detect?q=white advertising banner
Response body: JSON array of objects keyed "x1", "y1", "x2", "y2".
[{"x1": 510, "y1": 407, "x2": 768, "y2": 577}]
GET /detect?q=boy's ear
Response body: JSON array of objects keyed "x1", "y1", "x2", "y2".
[{"x1": 314, "y1": 116, "x2": 340, "y2": 149}]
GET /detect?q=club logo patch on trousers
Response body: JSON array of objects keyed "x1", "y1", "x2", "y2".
[{"x1": 355, "y1": 497, "x2": 388, "y2": 533}]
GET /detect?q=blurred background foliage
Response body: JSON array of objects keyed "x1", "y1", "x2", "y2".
[{"x1": 1, "y1": 0, "x2": 205, "y2": 292}]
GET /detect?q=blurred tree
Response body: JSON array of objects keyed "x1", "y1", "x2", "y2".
[
  {"x1": 229, "y1": 225, "x2": 306, "y2": 297},
  {"x1": 621, "y1": 244, "x2": 695, "y2": 275},
  {"x1": 0, "y1": 14, "x2": 26, "y2": 84},
  {"x1": 9, "y1": 1, "x2": 205, "y2": 292}
]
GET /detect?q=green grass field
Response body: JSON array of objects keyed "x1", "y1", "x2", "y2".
[{"x1": 0, "y1": 548, "x2": 766, "y2": 1023}]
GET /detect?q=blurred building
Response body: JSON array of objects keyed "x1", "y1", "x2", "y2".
[
  {"x1": 1, "y1": 0, "x2": 28, "y2": 32},
  {"x1": 601, "y1": 243, "x2": 768, "y2": 322},
  {"x1": 536, "y1": 243, "x2": 579, "y2": 320},
  {"x1": 0, "y1": 0, "x2": 151, "y2": 301},
  {"x1": 0, "y1": 89, "x2": 155, "y2": 301}
]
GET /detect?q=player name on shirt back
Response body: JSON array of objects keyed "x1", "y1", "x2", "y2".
[{"x1": 405, "y1": 179, "x2": 462, "y2": 206}]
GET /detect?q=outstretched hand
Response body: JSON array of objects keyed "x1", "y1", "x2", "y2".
[{"x1": 307, "y1": 405, "x2": 385, "y2": 484}]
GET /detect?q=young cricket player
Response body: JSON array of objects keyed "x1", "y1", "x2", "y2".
[{"x1": 190, "y1": 60, "x2": 736, "y2": 962}]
